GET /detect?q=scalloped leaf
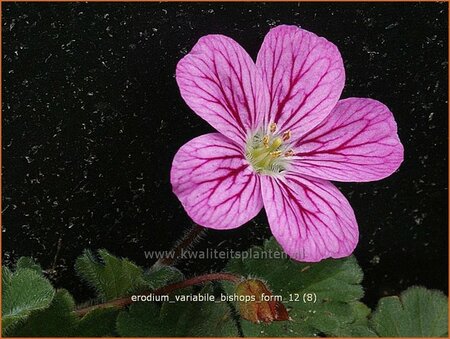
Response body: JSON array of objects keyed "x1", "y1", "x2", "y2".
[
  {"x1": 116, "y1": 285, "x2": 238, "y2": 337},
  {"x1": 370, "y1": 286, "x2": 448, "y2": 337},
  {"x1": 2, "y1": 266, "x2": 55, "y2": 335},
  {"x1": 225, "y1": 237, "x2": 367, "y2": 337},
  {"x1": 8, "y1": 289, "x2": 78, "y2": 337},
  {"x1": 75, "y1": 249, "x2": 147, "y2": 301}
]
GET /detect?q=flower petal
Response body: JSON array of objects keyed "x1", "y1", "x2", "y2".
[
  {"x1": 294, "y1": 98, "x2": 404, "y2": 182},
  {"x1": 256, "y1": 25, "x2": 345, "y2": 139},
  {"x1": 261, "y1": 173, "x2": 358, "y2": 262},
  {"x1": 176, "y1": 35, "x2": 269, "y2": 144},
  {"x1": 171, "y1": 133, "x2": 263, "y2": 229}
]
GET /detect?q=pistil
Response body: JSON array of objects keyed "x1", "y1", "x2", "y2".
[{"x1": 245, "y1": 124, "x2": 295, "y2": 175}]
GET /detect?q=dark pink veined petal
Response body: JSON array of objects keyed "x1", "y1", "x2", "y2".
[
  {"x1": 171, "y1": 133, "x2": 263, "y2": 229},
  {"x1": 176, "y1": 35, "x2": 269, "y2": 144},
  {"x1": 261, "y1": 173, "x2": 358, "y2": 262},
  {"x1": 256, "y1": 25, "x2": 345, "y2": 140},
  {"x1": 293, "y1": 98, "x2": 404, "y2": 182}
]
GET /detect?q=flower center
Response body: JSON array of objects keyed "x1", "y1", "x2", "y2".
[{"x1": 245, "y1": 123, "x2": 294, "y2": 175}]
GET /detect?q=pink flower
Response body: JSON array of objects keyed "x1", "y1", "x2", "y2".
[{"x1": 171, "y1": 25, "x2": 404, "y2": 262}]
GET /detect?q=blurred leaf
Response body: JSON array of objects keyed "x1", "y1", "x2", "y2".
[
  {"x1": 75, "y1": 249, "x2": 147, "y2": 300},
  {"x1": 225, "y1": 237, "x2": 366, "y2": 337},
  {"x1": 16, "y1": 257, "x2": 43, "y2": 276},
  {"x1": 116, "y1": 285, "x2": 238, "y2": 337},
  {"x1": 2, "y1": 266, "x2": 55, "y2": 335},
  {"x1": 144, "y1": 264, "x2": 184, "y2": 290},
  {"x1": 370, "y1": 286, "x2": 448, "y2": 337},
  {"x1": 116, "y1": 301, "x2": 163, "y2": 337},
  {"x1": 75, "y1": 307, "x2": 120, "y2": 337},
  {"x1": 9, "y1": 289, "x2": 78, "y2": 337}
]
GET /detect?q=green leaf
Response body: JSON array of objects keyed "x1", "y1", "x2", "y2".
[
  {"x1": 9, "y1": 289, "x2": 78, "y2": 337},
  {"x1": 225, "y1": 237, "x2": 366, "y2": 337},
  {"x1": 144, "y1": 264, "x2": 184, "y2": 290},
  {"x1": 2, "y1": 267, "x2": 55, "y2": 335},
  {"x1": 330, "y1": 302, "x2": 377, "y2": 337},
  {"x1": 116, "y1": 301, "x2": 164, "y2": 337},
  {"x1": 75, "y1": 249, "x2": 147, "y2": 300},
  {"x1": 370, "y1": 286, "x2": 448, "y2": 337},
  {"x1": 75, "y1": 307, "x2": 120, "y2": 337},
  {"x1": 116, "y1": 285, "x2": 238, "y2": 337},
  {"x1": 16, "y1": 257, "x2": 43, "y2": 276}
]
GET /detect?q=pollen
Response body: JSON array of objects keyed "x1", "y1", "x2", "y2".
[
  {"x1": 269, "y1": 122, "x2": 277, "y2": 133},
  {"x1": 245, "y1": 125, "x2": 295, "y2": 175},
  {"x1": 263, "y1": 135, "x2": 270, "y2": 148},
  {"x1": 270, "y1": 150, "x2": 282, "y2": 158}
]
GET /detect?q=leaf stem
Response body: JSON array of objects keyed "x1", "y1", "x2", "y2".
[
  {"x1": 74, "y1": 272, "x2": 241, "y2": 317},
  {"x1": 155, "y1": 224, "x2": 205, "y2": 266}
]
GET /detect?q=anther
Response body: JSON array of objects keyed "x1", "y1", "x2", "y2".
[
  {"x1": 270, "y1": 151, "x2": 282, "y2": 158},
  {"x1": 269, "y1": 122, "x2": 277, "y2": 133},
  {"x1": 285, "y1": 149, "x2": 295, "y2": 157},
  {"x1": 263, "y1": 135, "x2": 269, "y2": 148},
  {"x1": 282, "y1": 130, "x2": 291, "y2": 141}
]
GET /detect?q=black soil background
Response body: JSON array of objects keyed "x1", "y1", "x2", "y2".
[{"x1": 2, "y1": 2, "x2": 448, "y2": 308}]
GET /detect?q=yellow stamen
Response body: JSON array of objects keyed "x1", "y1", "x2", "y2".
[
  {"x1": 270, "y1": 151, "x2": 282, "y2": 158},
  {"x1": 245, "y1": 126, "x2": 295, "y2": 174},
  {"x1": 269, "y1": 122, "x2": 277, "y2": 133},
  {"x1": 262, "y1": 135, "x2": 269, "y2": 148}
]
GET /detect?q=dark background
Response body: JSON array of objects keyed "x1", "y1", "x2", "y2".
[{"x1": 2, "y1": 2, "x2": 448, "y2": 308}]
